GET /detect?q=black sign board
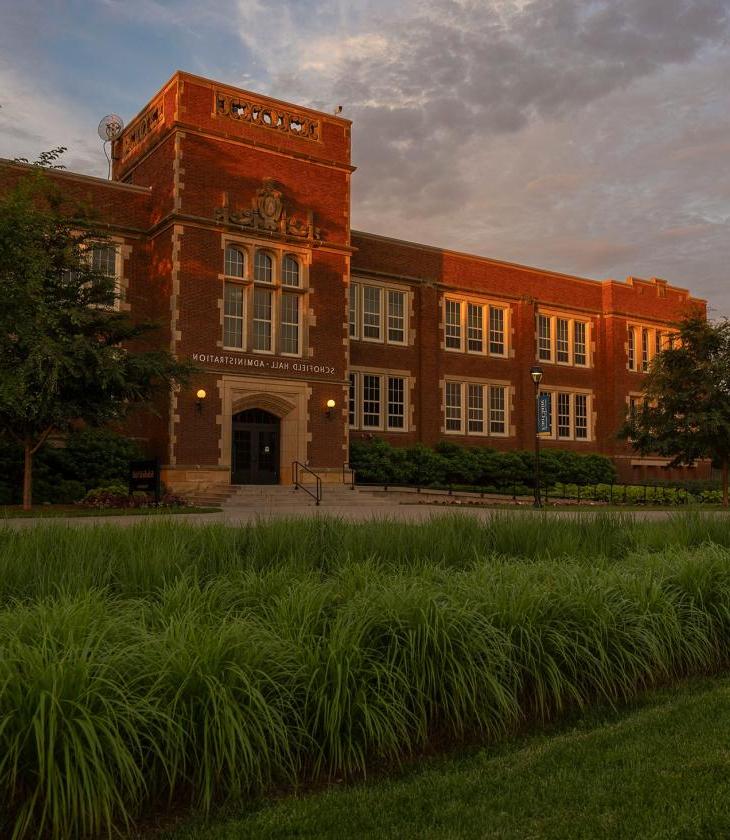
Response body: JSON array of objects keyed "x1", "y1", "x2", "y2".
[{"x1": 129, "y1": 459, "x2": 161, "y2": 502}]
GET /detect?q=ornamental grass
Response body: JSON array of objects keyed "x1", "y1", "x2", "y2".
[{"x1": 1, "y1": 514, "x2": 730, "y2": 837}]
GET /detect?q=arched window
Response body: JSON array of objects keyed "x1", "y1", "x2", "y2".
[
  {"x1": 225, "y1": 245, "x2": 245, "y2": 278},
  {"x1": 282, "y1": 255, "x2": 300, "y2": 287},
  {"x1": 254, "y1": 251, "x2": 273, "y2": 283}
]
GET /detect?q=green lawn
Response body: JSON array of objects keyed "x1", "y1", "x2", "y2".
[{"x1": 165, "y1": 675, "x2": 730, "y2": 840}]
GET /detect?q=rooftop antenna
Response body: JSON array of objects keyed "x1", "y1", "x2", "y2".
[{"x1": 97, "y1": 114, "x2": 124, "y2": 179}]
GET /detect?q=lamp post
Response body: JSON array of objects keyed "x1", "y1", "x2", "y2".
[{"x1": 530, "y1": 365, "x2": 543, "y2": 508}]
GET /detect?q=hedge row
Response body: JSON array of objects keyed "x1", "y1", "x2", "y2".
[
  {"x1": 0, "y1": 430, "x2": 142, "y2": 505},
  {"x1": 350, "y1": 440, "x2": 618, "y2": 488}
]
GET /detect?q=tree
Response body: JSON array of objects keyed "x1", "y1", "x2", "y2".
[
  {"x1": 620, "y1": 313, "x2": 730, "y2": 507},
  {"x1": 0, "y1": 150, "x2": 193, "y2": 509}
]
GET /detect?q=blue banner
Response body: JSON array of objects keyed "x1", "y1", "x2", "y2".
[{"x1": 538, "y1": 393, "x2": 551, "y2": 434}]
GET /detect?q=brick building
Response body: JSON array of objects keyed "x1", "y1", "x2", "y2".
[{"x1": 0, "y1": 72, "x2": 708, "y2": 490}]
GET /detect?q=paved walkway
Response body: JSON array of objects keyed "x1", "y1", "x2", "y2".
[{"x1": 3, "y1": 502, "x2": 728, "y2": 528}]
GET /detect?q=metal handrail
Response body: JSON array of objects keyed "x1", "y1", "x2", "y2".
[
  {"x1": 342, "y1": 461, "x2": 356, "y2": 489},
  {"x1": 292, "y1": 461, "x2": 322, "y2": 506}
]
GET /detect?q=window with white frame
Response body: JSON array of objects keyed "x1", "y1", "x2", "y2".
[
  {"x1": 445, "y1": 382, "x2": 463, "y2": 431},
  {"x1": 280, "y1": 293, "x2": 300, "y2": 355},
  {"x1": 387, "y1": 290, "x2": 406, "y2": 343},
  {"x1": 445, "y1": 300, "x2": 462, "y2": 350},
  {"x1": 362, "y1": 286, "x2": 382, "y2": 340},
  {"x1": 349, "y1": 371, "x2": 409, "y2": 431},
  {"x1": 489, "y1": 306, "x2": 505, "y2": 355},
  {"x1": 91, "y1": 244, "x2": 117, "y2": 277},
  {"x1": 223, "y1": 282, "x2": 245, "y2": 349},
  {"x1": 537, "y1": 312, "x2": 591, "y2": 366},
  {"x1": 538, "y1": 389, "x2": 592, "y2": 440},
  {"x1": 467, "y1": 383, "x2": 484, "y2": 433},
  {"x1": 538, "y1": 314, "x2": 551, "y2": 361},
  {"x1": 362, "y1": 374, "x2": 381, "y2": 427},
  {"x1": 222, "y1": 246, "x2": 306, "y2": 356},
  {"x1": 626, "y1": 323, "x2": 670, "y2": 372},
  {"x1": 467, "y1": 303, "x2": 483, "y2": 352},
  {"x1": 254, "y1": 251, "x2": 273, "y2": 283},
  {"x1": 445, "y1": 381, "x2": 509, "y2": 436},
  {"x1": 225, "y1": 245, "x2": 245, "y2": 278},
  {"x1": 252, "y1": 288, "x2": 273, "y2": 351},
  {"x1": 387, "y1": 377, "x2": 405, "y2": 428},
  {"x1": 349, "y1": 282, "x2": 409, "y2": 345},
  {"x1": 444, "y1": 298, "x2": 509, "y2": 356},
  {"x1": 349, "y1": 286, "x2": 358, "y2": 338},
  {"x1": 348, "y1": 373, "x2": 357, "y2": 427},
  {"x1": 282, "y1": 255, "x2": 300, "y2": 287}
]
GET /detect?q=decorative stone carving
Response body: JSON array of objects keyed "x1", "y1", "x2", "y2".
[
  {"x1": 215, "y1": 91, "x2": 320, "y2": 142},
  {"x1": 121, "y1": 100, "x2": 163, "y2": 159},
  {"x1": 215, "y1": 179, "x2": 323, "y2": 241}
]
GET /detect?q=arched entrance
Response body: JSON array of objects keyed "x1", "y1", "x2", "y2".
[{"x1": 231, "y1": 408, "x2": 280, "y2": 484}]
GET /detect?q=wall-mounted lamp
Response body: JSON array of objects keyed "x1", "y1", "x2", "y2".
[
  {"x1": 196, "y1": 388, "x2": 207, "y2": 414},
  {"x1": 325, "y1": 398, "x2": 336, "y2": 419}
]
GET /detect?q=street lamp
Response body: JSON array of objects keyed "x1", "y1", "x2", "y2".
[{"x1": 530, "y1": 365, "x2": 543, "y2": 508}]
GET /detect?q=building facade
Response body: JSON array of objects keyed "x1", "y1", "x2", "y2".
[{"x1": 0, "y1": 72, "x2": 708, "y2": 489}]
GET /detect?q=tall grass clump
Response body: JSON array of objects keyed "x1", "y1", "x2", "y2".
[{"x1": 1, "y1": 513, "x2": 730, "y2": 837}]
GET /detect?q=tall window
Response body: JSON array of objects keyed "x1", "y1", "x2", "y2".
[
  {"x1": 222, "y1": 246, "x2": 306, "y2": 356},
  {"x1": 467, "y1": 303, "x2": 483, "y2": 352},
  {"x1": 445, "y1": 381, "x2": 508, "y2": 436},
  {"x1": 628, "y1": 326, "x2": 636, "y2": 370},
  {"x1": 539, "y1": 390, "x2": 592, "y2": 440},
  {"x1": 489, "y1": 385, "x2": 505, "y2": 434},
  {"x1": 223, "y1": 282, "x2": 244, "y2": 349},
  {"x1": 538, "y1": 314, "x2": 551, "y2": 361},
  {"x1": 445, "y1": 298, "x2": 508, "y2": 356},
  {"x1": 349, "y1": 286, "x2": 358, "y2": 338},
  {"x1": 362, "y1": 375, "x2": 381, "y2": 427},
  {"x1": 627, "y1": 323, "x2": 668, "y2": 371},
  {"x1": 445, "y1": 382, "x2": 462, "y2": 431},
  {"x1": 445, "y1": 300, "x2": 462, "y2": 350},
  {"x1": 468, "y1": 384, "x2": 484, "y2": 433},
  {"x1": 574, "y1": 321, "x2": 587, "y2": 366},
  {"x1": 538, "y1": 313, "x2": 590, "y2": 366},
  {"x1": 387, "y1": 377, "x2": 405, "y2": 428},
  {"x1": 282, "y1": 255, "x2": 300, "y2": 287},
  {"x1": 349, "y1": 372, "x2": 409, "y2": 431},
  {"x1": 348, "y1": 373, "x2": 357, "y2": 427},
  {"x1": 225, "y1": 246, "x2": 245, "y2": 278},
  {"x1": 363, "y1": 286, "x2": 382, "y2": 340},
  {"x1": 489, "y1": 306, "x2": 505, "y2": 355},
  {"x1": 280, "y1": 293, "x2": 299, "y2": 354},
  {"x1": 556, "y1": 318, "x2": 569, "y2": 363},
  {"x1": 91, "y1": 244, "x2": 117, "y2": 276},
  {"x1": 557, "y1": 392, "x2": 571, "y2": 438},
  {"x1": 350, "y1": 282, "x2": 409, "y2": 345},
  {"x1": 254, "y1": 251, "x2": 273, "y2": 283},
  {"x1": 387, "y1": 290, "x2": 405, "y2": 343},
  {"x1": 575, "y1": 394, "x2": 588, "y2": 439},
  {"x1": 252, "y1": 288, "x2": 273, "y2": 351}
]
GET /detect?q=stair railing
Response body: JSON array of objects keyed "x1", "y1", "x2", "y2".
[{"x1": 292, "y1": 461, "x2": 322, "y2": 506}]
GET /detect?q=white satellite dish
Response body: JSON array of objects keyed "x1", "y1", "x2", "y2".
[
  {"x1": 98, "y1": 114, "x2": 124, "y2": 141},
  {"x1": 97, "y1": 115, "x2": 124, "y2": 179}
]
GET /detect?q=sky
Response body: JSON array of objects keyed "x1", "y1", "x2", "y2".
[{"x1": 1, "y1": 0, "x2": 729, "y2": 314}]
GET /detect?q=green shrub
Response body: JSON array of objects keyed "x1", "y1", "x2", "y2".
[
  {"x1": 350, "y1": 439, "x2": 617, "y2": 489},
  {"x1": 0, "y1": 430, "x2": 142, "y2": 505}
]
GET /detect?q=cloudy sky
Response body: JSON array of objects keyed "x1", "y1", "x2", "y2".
[{"x1": 1, "y1": 0, "x2": 729, "y2": 313}]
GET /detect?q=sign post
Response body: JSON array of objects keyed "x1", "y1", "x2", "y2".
[{"x1": 129, "y1": 459, "x2": 161, "y2": 503}]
